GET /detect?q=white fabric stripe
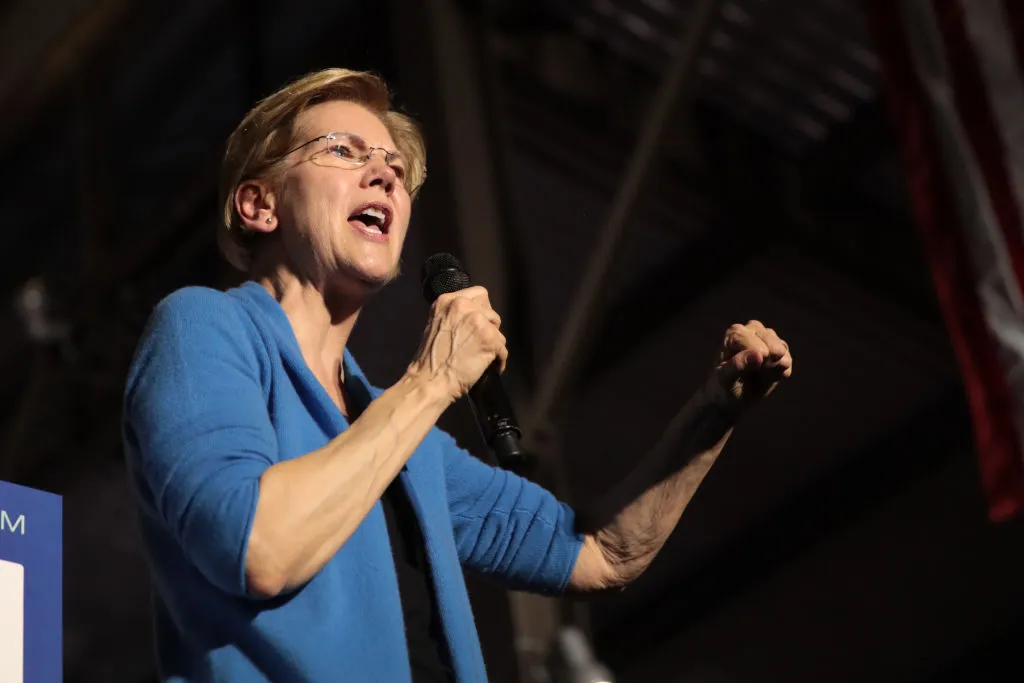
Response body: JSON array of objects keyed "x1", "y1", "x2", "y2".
[
  {"x1": 898, "y1": 0, "x2": 1024, "y2": 453},
  {"x1": 959, "y1": 0, "x2": 1024, "y2": 452},
  {"x1": 960, "y1": 1, "x2": 1024, "y2": 309}
]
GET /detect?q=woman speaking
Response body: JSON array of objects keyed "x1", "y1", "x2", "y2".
[{"x1": 123, "y1": 67, "x2": 792, "y2": 682}]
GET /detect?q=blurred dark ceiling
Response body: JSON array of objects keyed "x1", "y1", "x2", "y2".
[{"x1": 1, "y1": 0, "x2": 1023, "y2": 682}]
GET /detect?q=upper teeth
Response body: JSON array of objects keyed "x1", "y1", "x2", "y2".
[{"x1": 362, "y1": 207, "x2": 386, "y2": 223}]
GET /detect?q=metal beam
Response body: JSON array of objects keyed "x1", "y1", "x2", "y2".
[
  {"x1": 522, "y1": 0, "x2": 725, "y2": 443},
  {"x1": 564, "y1": 96, "x2": 941, "y2": 392},
  {"x1": 474, "y1": 1, "x2": 541, "y2": 392},
  {"x1": 417, "y1": 2, "x2": 564, "y2": 681},
  {"x1": 513, "y1": 3, "x2": 723, "y2": 675},
  {"x1": 573, "y1": 229, "x2": 760, "y2": 391},
  {"x1": 565, "y1": 103, "x2": 777, "y2": 392},
  {"x1": 388, "y1": 1, "x2": 536, "y2": 681},
  {"x1": 420, "y1": 0, "x2": 510, "y2": 315}
]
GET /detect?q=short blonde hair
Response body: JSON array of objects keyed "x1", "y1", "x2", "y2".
[{"x1": 218, "y1": 68, "x2": 427, "y2": 271}]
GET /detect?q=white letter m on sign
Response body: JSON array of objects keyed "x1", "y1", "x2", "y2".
[{"x1": 0, "y1": 510, "x2": 25, "y2": 535}]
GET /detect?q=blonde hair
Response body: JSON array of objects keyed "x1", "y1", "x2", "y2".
[{"x1": 218, "y1": 68, "x2": 427, "y2": 271}]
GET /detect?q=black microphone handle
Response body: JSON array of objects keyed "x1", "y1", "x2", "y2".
[
  {"x1": 420, "y1": 253, "x2": 529, "y2": 471},
  {"x1": 466, "y1": 360, "x2": 527, "y2": 470}
]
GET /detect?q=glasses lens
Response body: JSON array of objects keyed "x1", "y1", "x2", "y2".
[
  {"x1": 320, "y1": 133, "x2": 366, "y2": 166},
  {"x1": 316, "y1": 133, "x2": 413, "y2": 191}
]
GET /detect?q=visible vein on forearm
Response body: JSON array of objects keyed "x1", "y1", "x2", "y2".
[{"x1": 581, "y1": 393, "x2": 735, "y2": 584}]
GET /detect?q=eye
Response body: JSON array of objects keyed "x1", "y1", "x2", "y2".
[
  {"x1": 391, "y1": 165, "x2": 407, "y2": 180},
  {"x1": 327, "y1": 144, "x2": 360, "y2": 161}
]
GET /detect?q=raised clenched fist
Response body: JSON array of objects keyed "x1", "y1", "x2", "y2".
[{"x1": 712, "y1": 320, "x2": 793, "y2": 411}]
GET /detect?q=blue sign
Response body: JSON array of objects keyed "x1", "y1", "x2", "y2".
[{"x1": 0, "y1": 481, "x2": 62, "y2": 683}]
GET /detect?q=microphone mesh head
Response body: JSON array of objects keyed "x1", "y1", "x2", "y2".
[{"x1": 421, "y1": 253, "x2": 471, "y2": 301}]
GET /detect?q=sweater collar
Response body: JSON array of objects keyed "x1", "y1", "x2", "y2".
[{"x1": 230, "y1": 281, "x2": 378, "y2": 403}]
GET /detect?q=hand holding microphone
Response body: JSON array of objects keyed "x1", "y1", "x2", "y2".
[
  {"x1": 407, "y1": 284, "x2": 507, "y2": 399},
  {"x1": 411, "y1": 254, "x2": 526, "y2": 469}
]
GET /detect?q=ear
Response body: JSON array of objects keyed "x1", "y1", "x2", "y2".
[{"x1": 235, "y1": 179, "x2": 278, "y2": 234}]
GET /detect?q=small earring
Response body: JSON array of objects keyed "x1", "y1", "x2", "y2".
[{"x1": 265, "y1": 216, "x2": 273, "y2": 224}]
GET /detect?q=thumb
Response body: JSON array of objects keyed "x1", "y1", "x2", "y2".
[
  {"x1": 724, "y1": 348, "x2": 764, "y2": 374},
  {"x1": 717, "y1": 348, "x2": 763, "y2": 393}
]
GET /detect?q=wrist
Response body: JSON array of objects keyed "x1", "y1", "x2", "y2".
[
  {"x1": 400, "y1": 366, "x2": 458, "y2": 409},
  {"x1": 703, "y1": 369, "x2": 743, "y2": 423}
]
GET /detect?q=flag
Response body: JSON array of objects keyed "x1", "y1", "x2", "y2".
[{"x1": 865, "y1": 0, "x2": 1024, "y2": 521}]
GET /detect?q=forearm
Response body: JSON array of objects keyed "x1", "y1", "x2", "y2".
[
  {"x1": 245, "y1": 372, "x2": 451, "y2": 597},
  {"x1": 571, "y1": 381, "x2": 736, "y2": 591}
]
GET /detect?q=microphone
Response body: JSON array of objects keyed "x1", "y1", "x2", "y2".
[{"x1": 421, "y1": 253, "x2": 527, "y2": 470}]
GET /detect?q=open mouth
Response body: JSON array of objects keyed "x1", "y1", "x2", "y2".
[{"x1": 348, "y1": 202, "x2": 393, "y2": 237}]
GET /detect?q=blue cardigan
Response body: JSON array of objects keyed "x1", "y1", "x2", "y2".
[{"x1": 123, "y1": 282, "x2": 584, "y2": 682}]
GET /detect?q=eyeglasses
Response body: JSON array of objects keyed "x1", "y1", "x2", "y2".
[{"x1": 272, "y1": 131, "x2": 424, "y2": 195}]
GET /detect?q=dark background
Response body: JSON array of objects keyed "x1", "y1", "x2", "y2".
[{"x1": 1, "y1": 0, "x2": 1023, "y2": 681}]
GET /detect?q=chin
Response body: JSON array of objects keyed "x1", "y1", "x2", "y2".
[{"x1": 337, "y1": 258, "x2": 402, "y2": 295}]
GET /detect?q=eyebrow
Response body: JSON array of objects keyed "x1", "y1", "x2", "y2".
[
  {"x1": 328, "y1": 131, "x2": 405, "y2": 163},
  {"x1": 343, "y1": 134, "x2": 370, "y2": 152}
]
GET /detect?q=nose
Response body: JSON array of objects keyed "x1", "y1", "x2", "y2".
[{"x1": 361, "y1": 156, "x2": 396, "y2": 195}]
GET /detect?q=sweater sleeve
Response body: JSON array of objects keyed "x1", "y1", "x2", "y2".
[
  {"x1": 440, "y1": 430, "x2": 584, "y2": 595},
  {"x1": 123, "y1": 288, "x2": 277, "y2": 597}
]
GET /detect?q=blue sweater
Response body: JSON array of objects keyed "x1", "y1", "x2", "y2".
[{"x1": 123, "y1": 282, "x2": 584, "y2": 682}]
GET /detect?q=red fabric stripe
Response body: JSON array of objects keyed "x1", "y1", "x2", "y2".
[
  {"x1": 864, "y1": 0, "x2": 1024, "y2": 520},
  {"x1": 934, "y1": 0, "x2": 1024, "y2": 303}
]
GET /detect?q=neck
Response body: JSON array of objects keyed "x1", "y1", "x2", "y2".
[{"x1": 255, "y1": 263, "x2": 363, "y2": 385}]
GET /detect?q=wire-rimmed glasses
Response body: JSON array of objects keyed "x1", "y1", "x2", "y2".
[{"x1": 272, "y1": 131, "x2": 424, "y2": 195}]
